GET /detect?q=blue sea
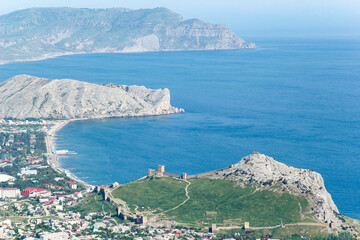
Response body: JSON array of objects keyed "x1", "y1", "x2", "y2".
[{"x1": 0, "y1": 36, "x2": 359, "y2": 219}]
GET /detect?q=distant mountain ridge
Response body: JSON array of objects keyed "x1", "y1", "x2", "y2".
[
  {"x1": 0, "y1": 75, "x2": 183, "y2": 119},
  {"x1": 0, "y1": 7, "x2": 255, "y2": 64}
]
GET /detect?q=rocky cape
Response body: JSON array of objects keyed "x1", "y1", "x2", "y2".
[
  {"x1": 209, "y1": 153, "x2": 351, "y2": 229},
  {"x1": 0, "y1": 75, "x2": 183, "y2": 119},
  {"x1": 0, "y1": 7, "x2": 255, "y2": 64}
]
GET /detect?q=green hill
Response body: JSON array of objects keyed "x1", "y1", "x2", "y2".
[{"x1": 111, "y1": 177, "x2": 316, "y2": 227}]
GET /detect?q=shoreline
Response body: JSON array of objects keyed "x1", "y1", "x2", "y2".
[
  {"x1": 45, "y1": 119, "x2": 93, "y2": 187},
  {"x1": 0, "y1": 47, "x2": 256, "y2": 66},
  {"x1": 44, "y1": 112, "x2": 184, "y2": 188}
]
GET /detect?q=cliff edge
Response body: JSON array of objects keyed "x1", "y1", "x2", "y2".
[{"x1": 210, "y1": 153, "x2": 348, "y2": 229}]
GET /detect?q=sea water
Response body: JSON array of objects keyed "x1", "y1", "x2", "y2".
[{"x1": 0, "y1": 36, "x2": 359, "y2": 219}]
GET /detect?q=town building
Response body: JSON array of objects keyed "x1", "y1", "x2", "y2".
[
  {"x1": 0, "y1": 174, "x2": 15, "y2": 182},
  {"x1": 18, "y1": 167, "x2": 37, "y2": 176},
  {"x1": 66, "y1": 181, "x2": 77, "y2": 189},
  {"x1": 0, "y1": 188, "x2": 20, "y2": 199},
  {"x1": 40, "y1": 232, "x2": 69, "y2": 240},
  {"x1": 21, "y1": 187, "x2": 51, "y2": 197}
]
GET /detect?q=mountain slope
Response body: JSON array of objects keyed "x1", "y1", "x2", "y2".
[
  {"x1": 209, "y1": 153, "x2": 348, "y2": 229},
  {"x1": 0, "y1": 75, "x2": 183, "y2": 119},
  {"x1": 0, "y1": 7, "x2": 255, "y2": 64}
]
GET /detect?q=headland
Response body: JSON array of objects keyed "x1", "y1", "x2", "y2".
[
  {"x1": 0, "y1": 7, "x2": 255, "y2": 65},
  {"x1": 79, "y1": 155, "x2": 360, "y2": 238}
]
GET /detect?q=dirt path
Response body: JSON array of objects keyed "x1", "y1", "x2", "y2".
[
  {"x1": 297, "y1": 201, "x2": 305, "y2": 220},
  {"x1": 163, "y1": 180, "x2": 191, "y2": 213},
  {"x1": 92, "y1": 195, "x2": 107, "y2": 215}
]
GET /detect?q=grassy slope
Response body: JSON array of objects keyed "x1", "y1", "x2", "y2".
[
  {"x1": 112, "y1": 177, "x2": 188, "y2": 212},
  {"x1": 219, "y1": 226, "x2": 352, "y2": 239},
  {"x1": 69, "y1": 192, "x2": 117, "y2": 216},
  {"x1": 112, "y1": 177, "x2": 314, "y2": 227}
]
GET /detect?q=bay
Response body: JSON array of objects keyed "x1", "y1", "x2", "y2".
[{"x1": 0, "y1": 36, "x2": 359, "y2": 219}]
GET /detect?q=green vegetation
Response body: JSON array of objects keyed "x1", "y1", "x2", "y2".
[
  {"x1": 112, "y1": 177, "x2": 188, "y2": 212},
  {"x1": 69, "y1": 192, "x2": 117, "y2": 217},
  {"x1": 112, "y1": 177, "x2": 314, "y2": 227},
  {"x1": 217, "y1": 229, "x2": 354, "y2": 240},
  {"x1": 0, "y1": 167, "x2": 83, "y2": 192},
  {"x1": 0, "y1": 131, "x2": 83, "y2": 193},
  {"x1": 0, "y1": 132, "x2": 46, "y2": 158},
  {"x1": 172, "y1": 178, "x2": 310, "y2": 226}
]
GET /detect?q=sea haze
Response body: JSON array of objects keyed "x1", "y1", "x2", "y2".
[{"x1": 0, "y1": 37, "x2": 359, "y2": 219}]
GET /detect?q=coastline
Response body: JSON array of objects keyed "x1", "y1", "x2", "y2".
[
  {"x1": 45, "y1": 119, "x2": 93, "y2": 187},
  {"x1": 0, "y1": 46, "x2": 256, "y2": 66},
  {"x1": 44, "y1": 112, "x2": 185, "y2": 188}
]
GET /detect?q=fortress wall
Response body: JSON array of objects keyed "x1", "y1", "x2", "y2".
[
  {"x1": 187, "y1": 167, "x2": 230, "y2": 179},
  {"x1": 163, "y1": 172, "x2": 181, "y2": 178}
]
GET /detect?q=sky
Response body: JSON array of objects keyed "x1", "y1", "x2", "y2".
[{"x1": 0, "y1": 0, "x2": 359, "y2": 37}]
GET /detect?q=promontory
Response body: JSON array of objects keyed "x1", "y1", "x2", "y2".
[
  {"x1": 0, "y1": 75, "x2": 183, "y2": 119},
  {"x1": 0, "y1": 7, "x2": 255, "y2": 64}
]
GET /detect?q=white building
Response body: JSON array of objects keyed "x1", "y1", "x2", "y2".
[
  {"x1": 0, "y1": 188, "x2": 20, "y2": 199},
  {"x1": 66, "y1": 181, "x2": 77, "y2": 189},
  {"x1": 0, "y1": 174, "x2": 15, "y2": 182},
  {"x1": 18, "y1": 167, "x2": 37, "y2": 176},
  {"x1": 40, "y1": 232, "x2": 69, "y2": 240}
]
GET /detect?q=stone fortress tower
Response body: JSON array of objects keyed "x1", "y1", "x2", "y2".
[
  {"x1": 148, "y1": 165, "x2": 166, "y2": 177},
  {"x1": 157, "y1": 165, "x2": 165, "y2": 176}
]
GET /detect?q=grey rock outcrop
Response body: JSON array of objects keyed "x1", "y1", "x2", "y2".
[
  {"x1": 0, "y1": 7, "x2": 255, "y2": 64},
  {"x1": 0, "y1": 75, "x2": 183, "y2": 119},
  {"x1": 210, "y1": 152, "x2": 345, "y2": 227}
]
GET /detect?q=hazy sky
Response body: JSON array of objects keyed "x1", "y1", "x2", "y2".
[{"x1": 0, "y1": 0, "x2": 359, "y2": 36}]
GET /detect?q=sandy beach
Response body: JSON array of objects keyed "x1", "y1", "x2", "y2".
[{"x1": 45, "y1": 119, "x2": 93, "y2": 187}]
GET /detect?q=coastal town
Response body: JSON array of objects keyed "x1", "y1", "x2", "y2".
[
  {"x1": 0, "y1": 0, "x2": 359, "y2": 239},
  {"x1": 0, "y1": 118, "x2": 357, "y2": 240},
  {"x1": 0, "y1": 118, "x2": 226, "y2": 240}
]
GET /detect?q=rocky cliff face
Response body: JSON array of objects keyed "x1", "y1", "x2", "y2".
[
  {"x1": 0, "y1": 7, "x2": 255, "y2": 64},
  {"x1": 210, "y1": 153, "x2": 346, "y2": 228},
  {"x1": 0, "y1": 75, "x2": 183, "y2": 119}
]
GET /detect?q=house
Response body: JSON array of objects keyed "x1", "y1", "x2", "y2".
[
  {"x1": 18, "y1": 167, "x2": 37, "y2": 176},
  {"x1": 0, "y1": 188, "x2": 20, "y2": 199},
  {"x1": 65, "y1": 181, "x2": 77, "y2": 189},
  {"x1": 28, "y1": 158, "x2": 42, "y2": 164},
  {"x1": 57, "y1": 195, "x2": 64, "y2": 201},
  {"x1": 0, "y1": 174, "x2": 15, "y2": 183},
  {"x1": 39, "y1": 198, "x2": 49, "y2": 203},
  {"x1": 74, "y1": 192, "x2": 83, "y2": 198},
  {"x1": 55, "y1": 205, "x2": 63, "y2": 211},
  {"x1": 40, "y1": 232, "x2": 69, "y2": 240},
  {"x1": 21, "y1": 187, "x2": 51, "y2": 197}
]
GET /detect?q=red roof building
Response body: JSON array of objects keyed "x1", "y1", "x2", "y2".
[
  {"x1": 21, "y1": 187, "x2": 50, "y2": 197},
  {"x1": 66, "y1": 181, "x2": 77, "y2": 189}
]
